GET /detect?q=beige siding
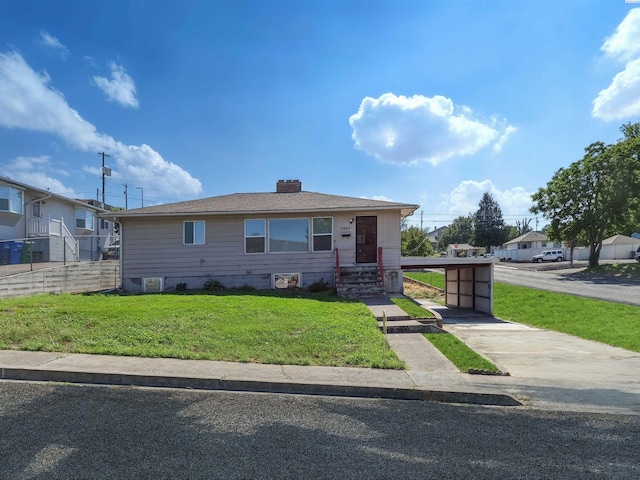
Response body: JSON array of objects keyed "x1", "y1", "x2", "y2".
[{"x1": 120, "y1": 209, "x2": 404, "y2": 291}]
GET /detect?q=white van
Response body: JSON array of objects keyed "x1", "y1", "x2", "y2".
[{"x1": 532, "y1": 250, "x2": 564, "y2": 263}]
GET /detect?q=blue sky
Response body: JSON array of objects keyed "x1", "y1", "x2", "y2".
[{"x1": 1, "y1": 1, "x2": 639, "y2": 231}]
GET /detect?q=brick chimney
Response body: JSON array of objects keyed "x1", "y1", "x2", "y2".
[{"x1": 276, "y1": 179, "x2": 302, "y2": 193}]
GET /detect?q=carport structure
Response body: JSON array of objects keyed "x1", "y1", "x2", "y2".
[{"x1": 400, "y1": 257, "x2": 498, "y2": 315}]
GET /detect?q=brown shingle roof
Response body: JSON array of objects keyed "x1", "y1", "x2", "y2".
[{"x1": 108, "y1": 191, "x2": 418, "y2": 218}]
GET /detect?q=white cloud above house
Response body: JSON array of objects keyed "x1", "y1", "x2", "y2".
[
  {"x1": 0, "y1": 51, "x2": 202, "y2": 199},
  {"x1": 39, "y1": 30, "x2": 69, "y2": 59},
  {"x1": 93, "y1": 62, "x2": 139, "y2": 108},
  {"x1": 349, "y1": 93, "x2": 515, "y2": 165},
  {"x1": 593, "y1": 8, "x2": 640, "y2": 121},
  {"x1": 434, "y1": 179, "x2": 535, "y2": 219},
  {"x1": 1, "y1": 156, "x2": 79, "y2": 197}
]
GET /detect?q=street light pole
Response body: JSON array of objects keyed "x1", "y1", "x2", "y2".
[
  {"x1": 123, "y1": 184, "x2": 128, "y2": 209},
  {"x1": 136, "y1": 187, "x2": 144, "y2": 207}
]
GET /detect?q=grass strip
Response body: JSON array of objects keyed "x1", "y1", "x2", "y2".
[
  {"x1": 404, "y1": 271, "x2": 445, "y2": 289},
  {"x1": 407, "y1": 271, "x2": 640, "y2": 353},
  {"x1": 423, "y1": 332, "x2": 500, "y2": 373},
  {"x1": 390, "y1": 297, "x2": 435, "y2": 318},
  {"x1": 0, "y1": 290, "x2": 405, "y2": 369}
]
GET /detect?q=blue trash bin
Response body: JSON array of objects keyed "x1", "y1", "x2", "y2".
[{"x1": 9, "y1": 241, "x2": 23, "y2": 265}]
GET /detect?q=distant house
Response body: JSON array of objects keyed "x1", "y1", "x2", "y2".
[
  {"x1": 0, "y1": 176, "x2": 117, "y2": 265},
  {"x1": 492, "y1": 231, "x2": 564, "y2": 261},
  {"x1": 105, "y1": 180, "x2": 418, "y2": 294},
  {"x1": 445, "y1": 243, "x2": 481, "y2": 258},
  {"x1": 600, "y1": 234, "x2": 640, "y2": 260}
]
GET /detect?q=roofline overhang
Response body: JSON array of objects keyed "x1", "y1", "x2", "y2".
[{"x1": 103, "y1": 204, "x2": 419, "y2": 221}]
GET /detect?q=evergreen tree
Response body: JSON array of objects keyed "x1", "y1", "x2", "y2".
[{"x1": 472, "y1": 193, "x2": 509, "y2": 252}]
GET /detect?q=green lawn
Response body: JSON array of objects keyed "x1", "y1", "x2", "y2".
[
  {"x1": 423, "y1": 333, "x2": 500, "y2": 373},
  {"x1": 404, "y1": 271, "x2": 445, "y2": 289},
  {"x1": 0, "y1": 291, "x2": 405, "y2": 369},
  {"x1": 390, "y1": 297, "x2": 435, "y2": 318},
  {"x1": 405, "y1": 271, "x2": 640, "y2": 353}
]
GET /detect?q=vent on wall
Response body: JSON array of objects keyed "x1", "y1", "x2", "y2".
[
  {"x1": 143, "y1": 277, "x2": 163, "y2": 293},
  {"x1": 273, "y1": 273, "x2": 300, "y2": 289}
]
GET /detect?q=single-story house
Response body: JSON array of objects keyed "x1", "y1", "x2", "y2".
[
  {"x1": 0, "y1": 176, "x2": 117, "y2": 264},
  {"x1": 492, "y1": 231, "x2": 564, "y2": 261},
  {"x1": 105, "y1": 180, "x2": 419, "y2": 294},
  {"x1": 445, "y1": 243, "x2": 482, "y2": 258},
  {"x1": 600, "y1": 234, "x2": 640, "y2": 260}
]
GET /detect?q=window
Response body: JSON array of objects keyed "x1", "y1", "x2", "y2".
[
  {"x1": 312, "y1": 217, "x2": 333, "y2": 252},
  {"x1": 32, "y1": 202, "x2": 41, "y2": 218},
  {"x1": 75, "y1": 209, "x2": 94, "y2": 230},
  {"x1": 245, "y1": 219, "x2": 265, "y2": 253},
  {"x1": 184, "y1": 220, "x2": 205, "y2": 245},
  {"x1": 0, "y1": 186, "x2": 24, "y2": 214},
  {"x1": 269, "y1": 219, "x2": 308, "y2": 252}
]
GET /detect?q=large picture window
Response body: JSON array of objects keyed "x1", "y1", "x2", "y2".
[
  {"x1": 0, "y1": 186, "x2": 24, "y2": 214},
  {"x1": 245, "y1": 219, "x2": 266, "y2": 253},
  {"x1": 184, "y1": 220, "x2": 205, "y2": 245},
  {"x1": 269, "y1": 219, "x2": 309, "y2": 253},
  {"x1": 75, "y1": 209, "x2": 94, "y2": 230},
  {"x1": 312, "y1": 217, "x2": 333, "y2": 252}
]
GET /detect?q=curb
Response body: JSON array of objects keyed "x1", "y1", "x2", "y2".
[{"x1": 1, "y1": 367, "x2": 522, "y2": 407}]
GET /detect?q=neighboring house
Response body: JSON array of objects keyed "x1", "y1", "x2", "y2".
[
  {"x1": 493, "y1": 231, "x2": 564, "y2": 261},
  {"x1": 0, "y1": 176, "x2": 117, "y2": 265},
  {"x1": 445, "y1": 243, "x2": 481, "y2": 258},
  {"x1": 105, "y1": 180, "x2": 418, "y2": 294},
  {"x1": 600, "y1": 234, "x2": 640, "y2": 260}
]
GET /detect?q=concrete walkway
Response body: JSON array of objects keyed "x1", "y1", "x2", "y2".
[{"x1": 2, "y1": 296, "x2": 640, "y2": 415}]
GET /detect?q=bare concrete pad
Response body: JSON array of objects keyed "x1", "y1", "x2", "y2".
[{"x1": 445, "y1": 322, "x2": 640, "y2": 384}]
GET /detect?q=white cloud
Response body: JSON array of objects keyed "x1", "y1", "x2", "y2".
[
  {"x1": 601, "y1": 8, "x2": 640, "y2": 62},
  {"x1": 93, "y1": 62, "x2": 139, "y2": 108},
  {"x1": 1, "y1": 156, "x2": 79, "y2": 197},
  {"x1": 493, "y1": 124, "x2": 518, "y2": 153},
  {"x1": 434, "y1": 179, "x2": 535, "y2": 219},
  {"x1": 593, "y1": 58, "x2": 640, "y2": 121},
  {"x1": 593, "y1": 8, "x2": 640, "y2": 121},
  {"x1": 349, "y1": 93, "x2": 514, "y2": 165},
  {"x1": 0, "y1": 51, "x2": 202, "y2": 199},
  {"x1": 39, "y1": 30, "x2": 69, "y2": 59}
]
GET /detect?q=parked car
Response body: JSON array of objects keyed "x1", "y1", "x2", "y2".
[
  {"x1": 635, "y1": 247, "x2": 640, "y2": 262},
  {"x1": 532, "y1": 250, "x2": 564, "y2": 263}
]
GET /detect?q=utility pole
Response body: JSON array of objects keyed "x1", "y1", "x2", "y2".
[
  {"x1": 98, "y1": 152, "x2": 111, "y2": 208},
  {"x1": 420, "y1": 211, "x2": 423, "y2": 231},
  {"x1": 123, "y1": 184, "x2": 128, "y2": 209}
]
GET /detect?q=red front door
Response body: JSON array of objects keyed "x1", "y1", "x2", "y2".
[{"x1": 356, "y1": 216, "x2": 377, "y2": 263}]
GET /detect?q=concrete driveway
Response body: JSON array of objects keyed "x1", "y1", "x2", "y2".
[{"x1": 418, "y1": 300, "x2": 640, "y2": 414}]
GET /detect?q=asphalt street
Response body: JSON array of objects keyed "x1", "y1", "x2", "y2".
[
  {"x1": 493, "y1": 261, "x2": 640, "y2": 306},
  {"x1": 1, "y1": 382, "x2": 639, "y2": 479}
]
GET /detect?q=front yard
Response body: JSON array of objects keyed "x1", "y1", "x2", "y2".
[{"x1": 0, "y1": 291, "x2": 405, "y2": 369}]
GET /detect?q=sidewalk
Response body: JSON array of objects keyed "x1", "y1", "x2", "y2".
[{"x1": 2, "y1": 297, "x2": 640, "y2": 415}]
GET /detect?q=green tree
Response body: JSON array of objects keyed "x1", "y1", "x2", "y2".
[
  {"x1": 472, "y1": 192, "x2": 509, "y2": 251},
  {"x1": 531, "y1": 123, "x2": 640, "y2": 268},
  {"x1": 436, "y1": 215, "x2": 474, "y2": 251},
  {"x1": 506, "y1": 225, "x2": 520, "y2": 242},
  {"x1": 401, "y1": 226, "x2": 434, "y2": 256}
]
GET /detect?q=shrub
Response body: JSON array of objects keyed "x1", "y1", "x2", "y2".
[
  {"x1": 203, "y1": 279, "x2": 225, "y2": 291},
  {"x1": 308, "y1": 279, "x2": 329, "y2": 293},
  {"x1": 176, "y1": 282, "x2": 187, "y2": 291}
]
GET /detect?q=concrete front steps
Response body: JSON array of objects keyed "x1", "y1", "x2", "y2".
[
  {"x1": 377, "y1": 318, "x2": 442, "y2": 334},
  {"x1": 336, "y1": 265, "x2": 384, "y2": 297}
]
